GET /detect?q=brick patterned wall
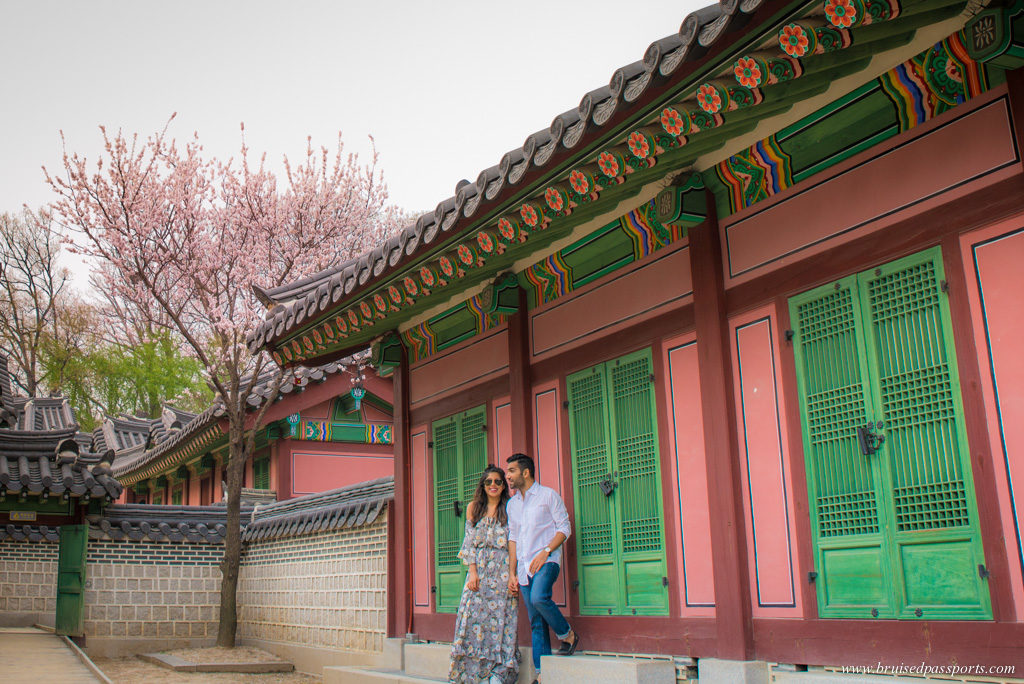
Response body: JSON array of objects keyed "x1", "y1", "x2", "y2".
[
  {"x1": 0, "y1": 541, "x2": 58, "y2": 623},
  {"x1": 84, "y1": 540, "x2": 222, "y2": 640},
  {"x1": 237, "y1": 517, "x2": 388, "y2": 653}
]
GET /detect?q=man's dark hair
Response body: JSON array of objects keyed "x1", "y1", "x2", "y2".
[{"x1": 506, "y1": 453, "x2": 535, "y2": 480}]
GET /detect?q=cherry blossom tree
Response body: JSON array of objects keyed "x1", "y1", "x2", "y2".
[{"x1": 46, "y1": 117, "x2": 404, "y2": 646}]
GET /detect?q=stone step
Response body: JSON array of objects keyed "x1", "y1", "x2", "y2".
[
  {"x1": 403, "y1": 641, "x2": 536, "y2": 683},
  {"x1": 539, "y1": 654, "x2": 677, "y2": 684},
  {"x1": 403, "y1": 643, "x2": 450, "y2": 679},
  {"x1": 324, "y1": 666, "x2": 442, "y2": 684}
]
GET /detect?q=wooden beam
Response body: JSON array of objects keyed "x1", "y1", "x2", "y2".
[
  {"x1": 392, "y1": 341, "x2": 414, "y2": 638},
  {"x1": 689, "y1": 193, "x2": 754, "y2": 660},
  {"x1": 507, "y1": 287, "x2": 533, "y2": 458},
  {"x1": 724, "y1": 173, "x2": 1024, "y2": 311},
  {"x1": 753, "y1": 618, "x2": 1024, "y2": 670}
]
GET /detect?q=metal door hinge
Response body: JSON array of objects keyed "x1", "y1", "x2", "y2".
[
  {"x1": 979, "y1": 564, "x2": 990, "y2": 579},
  {"x1": 808, "y1": 571, "x2": 818, "y2": 583},
  {"x1": 428, "y1": 441, "x2": 433, "y2": 448},
  {"x1": 562, "y1": 400, "x2": 569, "y2": 409},
  {"x1": 572, "y1": 580, "x2": 580, "y2": 591},
  {"x1": 785, "y1": 329, "x2": 794, "y2": 342},
  {"x1": 453, "y1": 500, "x2": 462, "y2": 517},
  {"x1": 431, "y1": 585, "x2": 437, "y2": 594},
  {"x1": 940, "y1": 280, "x2": 950, "y2": 293},
  {"x1": 662, "y1": 576, "x2": 669, "y2": 587}
]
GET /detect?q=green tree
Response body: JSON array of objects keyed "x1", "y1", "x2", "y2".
[{"x1": 52, "y1": 332, "x2": 212, "y2": 431}]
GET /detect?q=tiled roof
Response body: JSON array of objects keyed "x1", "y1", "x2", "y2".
[
  {"x1": 0, "y1": 429, "x2": 122, "y2": 500},
  {"x1": 242, "y1": 476, "x2": 393, "y2": 542},
  {"x1": 0, "y1": 350, "x2": 123, "y2": 503},
  {"x1": 88, "y1": 503, "x2": 239, "y2": 543},
  {"x1": 93, "y1": 414, "x2": 155, "y2": 454},
  {"x1": 82, "y1": 476, "x2": 394, "y2": 544},
  {"x1": 247, "y1": 0, "x2": 770, "y2": 353},
  {"x1": 0, "y1": 524, "x2": 62, "y2": 542}
]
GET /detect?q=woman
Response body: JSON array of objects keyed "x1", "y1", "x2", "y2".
[{"x1": 449, "y1": 465, "x2": 520, "y2": 684}]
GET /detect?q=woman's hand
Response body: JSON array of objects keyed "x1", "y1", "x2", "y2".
[
  {"x1": 507, "y1": 575, "x2": 519, "y2": 597},
  {"x1": 467, "y1": 568, "x2": 480, "y2": 592}
]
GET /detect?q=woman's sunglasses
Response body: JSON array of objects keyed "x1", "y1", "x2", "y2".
[{"x1": 483, "y1": 478, "x2": 505, "y2": 487}]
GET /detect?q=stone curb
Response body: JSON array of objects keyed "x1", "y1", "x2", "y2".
[
  {"x1": 140, "y1": 652, "x2": 294, "y2": 673},
  {"x1": 61, "y1": 634, "x2": 114, "y2": 684}
]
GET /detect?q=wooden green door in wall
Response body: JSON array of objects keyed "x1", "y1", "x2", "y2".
[
  {"x1": 567, "y1": 348, "x2": 668, "y2": 616},
  {"x1": 56, "y1": 524, "x2": 88, "y2": 636},
  {"x1": 432, "y1": 405, "x2": 488, "y2": 612},
  {"x1": 790, "y1": 247, "x2": 990, "y2": 620}
]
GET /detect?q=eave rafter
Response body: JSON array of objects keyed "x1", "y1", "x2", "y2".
[{"x1": 267, "y1": 0, "x2": 971, "y2": 368}]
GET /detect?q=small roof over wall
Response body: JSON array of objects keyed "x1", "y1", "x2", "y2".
[{"x1": 76, "y1": 476, "x2": 394, "y2": 544}]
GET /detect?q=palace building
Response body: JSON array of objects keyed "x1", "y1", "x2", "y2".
[{"x1": 251, "y1": 0, "x2": 1024, "y2": 675}]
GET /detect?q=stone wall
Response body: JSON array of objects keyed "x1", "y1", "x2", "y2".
[
  {"x1": 0, "y1": 540, "x2": 57, "y2": 626},
  {"x1": 238, "y1": 517, "x2": 388, "y2": 654},
  {"x1": 83, "y1": 539, "x2": 222, "y2": 654}
]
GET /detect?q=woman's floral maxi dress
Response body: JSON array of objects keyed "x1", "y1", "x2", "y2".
[{"x1": 448, "y1": 515, "x2": 519, "y2": 684}]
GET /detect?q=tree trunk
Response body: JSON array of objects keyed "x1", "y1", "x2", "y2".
[{"x1": 215, "y1": 416, "x2": 246, "y2": 647}]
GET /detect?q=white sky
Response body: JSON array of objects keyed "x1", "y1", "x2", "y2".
[{"x1": 0, "y1": 0, "x2": 703, "y2": 288}]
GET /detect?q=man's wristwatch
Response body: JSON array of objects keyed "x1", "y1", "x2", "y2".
[{"x1": 543, "y1": 546, "x2": 552, "y2": 554}]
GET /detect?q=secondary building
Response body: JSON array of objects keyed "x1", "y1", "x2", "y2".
[{"x1": 106, "y1": 358, "x2": 394, "y2": 505}]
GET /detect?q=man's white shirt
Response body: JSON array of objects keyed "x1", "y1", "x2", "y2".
[{"x1": 506, "y1": 481, "x2": 572, "y2": 586}]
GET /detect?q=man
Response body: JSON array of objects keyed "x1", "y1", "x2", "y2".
[{"x1": 506, "y1": 453, "x2": 580, "y2": 682}]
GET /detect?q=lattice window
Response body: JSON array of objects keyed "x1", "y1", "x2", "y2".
[
  {"x1": 795, "y1": 283, "x2": 880, "y2": 539},
  {"x1": 569, "y1": 371, "x2": 613, "y2": 557},
  {"x1": 612, "y1": 357, "x2": 662, "y2": 555}
]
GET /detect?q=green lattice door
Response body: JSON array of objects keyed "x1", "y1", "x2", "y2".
[
  {"x1": 432, "y1": 405, "x2": 488, "y2": 613},
  {"x1": 790, "y1": 247, "x2": 990, "y2": 620},
  {"x1": 567, "y1": 348, "x2": 668, "y2": 615}
]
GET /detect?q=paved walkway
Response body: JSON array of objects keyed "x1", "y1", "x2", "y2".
[{"x1": 0, "y1": 627, "x2": 100, "y2": 683}]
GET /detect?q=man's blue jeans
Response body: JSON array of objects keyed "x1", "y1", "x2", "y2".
[{"x1": 520, "y1": 561, "x2": 571, "y2": 672}]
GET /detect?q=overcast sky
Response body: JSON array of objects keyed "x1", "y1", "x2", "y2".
[{"x1": 1, "y1": 0, "x2": 701, "y2": 286}]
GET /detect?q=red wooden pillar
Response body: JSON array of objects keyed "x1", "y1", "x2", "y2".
[
  {"x1": 941, "y1": 234, "x2": 1015, "y2": 621},
  {"x1": 391, "y1": 340, "x2": 414, "y2": 638},
  {"x1": 507, "y1": 287, "x2": 533, "y2": 458},
  {"x1": 690, "y1": 193, "x2": 754, "y2": 660},
  {"x1": 275, "y1": 442, "x2": 292, "y2": 501}
]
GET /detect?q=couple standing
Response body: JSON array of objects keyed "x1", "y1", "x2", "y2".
[{"x1": 448, "y1": 453, "x2": 581, "y2": 684}]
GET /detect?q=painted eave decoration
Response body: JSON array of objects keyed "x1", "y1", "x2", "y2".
[
  {"x1": 250, "y1": 0, "x2": 1004, "y2": 368},
  {"x1": 285, "y1": 413, "x2": 394, "y2": 445}
]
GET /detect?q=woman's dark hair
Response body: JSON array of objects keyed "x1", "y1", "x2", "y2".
[{"x1": 468, "y1": 465, "x2": 509, "y2": 526}]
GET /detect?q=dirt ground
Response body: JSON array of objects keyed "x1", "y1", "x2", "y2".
[{"x1": 93, "y1": 647, "x2": 322, "y2": 684}]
